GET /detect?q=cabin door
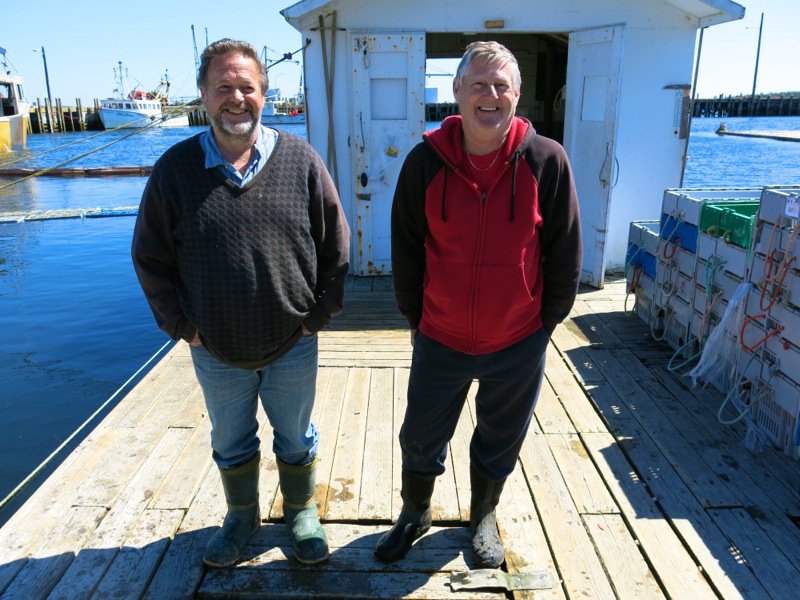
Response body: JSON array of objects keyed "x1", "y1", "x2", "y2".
[
  {"x1": 349, "y1": 32, "x2": 426, "y2": 275},
  {"x1": 563, "y1": 25, "x2": 624, "y2": 288}
]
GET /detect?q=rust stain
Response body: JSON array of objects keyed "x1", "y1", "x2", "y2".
[
  {"x1": 570, "y1": 438, "x2": 589, "y2": 458},
  {"x1": 333, "y1": 477, "x2": 355, "y2": 502}
]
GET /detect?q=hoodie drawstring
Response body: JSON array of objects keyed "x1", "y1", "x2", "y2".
[{"x1": 509, "y1": 155, "x2": 519, "y2": 222}]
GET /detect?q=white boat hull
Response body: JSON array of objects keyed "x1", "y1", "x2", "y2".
[
  {"x1": 98, "y1": 108, "x2": 157, "y2": 129},
  {"x1": 261, "y1": 113, "x2": 306, "y2": 126},
  {"x1": 99, "y1": 108, "x2": 190, "y2": 129}
]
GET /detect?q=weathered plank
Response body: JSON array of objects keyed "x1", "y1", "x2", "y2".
[
  {"x1": 324, "y1": 368, "x2": 370, "y2": 520},
  {"x1": 580, "y1": 430, "x2": 718, "y2": 598},
  {"x1": 545, "y1": 433, "x2": 618, "y2": 515},
  {"x1": 88, "y1": 508, "x2": 185, "y2": 600},
  {"x1": 581, "y1": 513, "x2": 666, "y2": 599},
  {"x1": 359, "y1": 368, "x2": 394, "y2": 519},
  {"x1": 518, "y1": 429, "x2": 617, "y2": 598}
]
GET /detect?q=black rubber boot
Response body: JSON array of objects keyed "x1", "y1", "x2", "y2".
[
  {"x1": 203, "y1": 452, "x2": 261, "y2": 567},
  {"x1": 277, "y1": 457, "x2": 330, "y2": 565},
  {"x1": 374, "y1": 472, "x2": 435, "y2": 562},
  {"x1": 470, "y1": 464, "x2": 507, "y2": 568}
]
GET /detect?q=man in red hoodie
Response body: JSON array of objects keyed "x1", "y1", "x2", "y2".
[{"x1": 375, "y1": 41, "x2": 582, "y2": 568}]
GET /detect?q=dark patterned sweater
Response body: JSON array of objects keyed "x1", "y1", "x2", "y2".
[{"x1": 131, "y1": 131, "x2": 350, "y2": 369}]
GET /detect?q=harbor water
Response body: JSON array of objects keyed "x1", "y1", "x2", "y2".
[{"x1": 1, "y1": 117, "x2": 799, "y2": 525}]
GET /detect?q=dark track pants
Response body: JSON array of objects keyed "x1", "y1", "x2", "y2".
[{"x1": 399, "y1": 328, "x2": 549, "y2": 481}]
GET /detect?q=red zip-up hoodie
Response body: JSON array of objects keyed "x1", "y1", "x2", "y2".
[{"x1": 392, "y1": 116, "x2": 581, "y2": 355}]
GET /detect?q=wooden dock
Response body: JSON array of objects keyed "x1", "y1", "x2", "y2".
[{"x1": 1, "y1": 276, "x2": 799, "y2": 599}]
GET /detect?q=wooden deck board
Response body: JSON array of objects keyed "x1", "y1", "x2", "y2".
[{"x1": 2, "y1": 276, "x2": 800, "y2": 599}]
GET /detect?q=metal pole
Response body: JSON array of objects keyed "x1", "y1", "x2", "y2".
[
  {"x1": 750, "y1": 12, "x2": 764, "y2": 114},
  {"x1": 40, "y1": 46, "x2": 52, "y2": 105},
  {"x1": 680, "y1": 27, "x2": 705, "y2": 188}
]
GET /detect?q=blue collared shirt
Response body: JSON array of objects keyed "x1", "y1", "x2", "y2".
[{"x1": 200, "y1": 125, "x2": 278, "y2": 187}]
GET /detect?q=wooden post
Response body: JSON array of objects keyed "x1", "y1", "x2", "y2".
[
  {"x1": 45, "y1": 97, "x2": 55, "y2": 133},
  {"x1": 35, "y1": 99, "x2": 44, "y2": 134},
  {"x1": 76, "y1": 99, "x2": 85, "y2": 131}
]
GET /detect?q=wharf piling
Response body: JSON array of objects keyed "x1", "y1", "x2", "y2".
[{"x1": 28, "y1": 98, "x2": 99, "y2": 133}]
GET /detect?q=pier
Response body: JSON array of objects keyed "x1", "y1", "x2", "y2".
[
  {"x1": 0, "y1": 276, "x2": 798, "y2": 599},
  {"x1": 693, "y1": 92, "x2": 800, "y2": 118}
]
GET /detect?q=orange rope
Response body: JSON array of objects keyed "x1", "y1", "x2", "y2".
[
  {"x1": 759, "y1": 249, "x2": 796, "y2": 312},
  {"x1": 662, "y1": 237, "x2": 681, "y2": 259},
  {"x1": 739, "y1": 313, "x2": 786, "y2": 353}
]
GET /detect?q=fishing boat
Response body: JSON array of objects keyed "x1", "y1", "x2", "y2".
[
  {"x1": 98, "y1": 61, "x2": 189, "y2": 130},
  {"x1": 260, "y1": 99, "x2": 305, "y2": 126},
  {"x1": 0, "y1": 49, "x2": 30, "y2": 153}
]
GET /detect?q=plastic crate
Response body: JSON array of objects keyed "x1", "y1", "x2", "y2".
[
  {"x1": 700, "y1": 201, "x2": 759, "y2": 249},
  {"x1": 626, "y1": 243, "x2": 657, "y2": 279},
  {"x1": 754, "y1": 371, "x2": 800, "y2": 456},
  {"x1": 720, "y1": 203, "x2": 759, "y2": 248}
]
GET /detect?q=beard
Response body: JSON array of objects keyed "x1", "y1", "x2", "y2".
[{"x1": 211, "y1": 105, "x2": 260, "y2": 141}]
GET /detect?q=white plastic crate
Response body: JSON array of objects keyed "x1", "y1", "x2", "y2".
[
  {"x1": 753, "y1": 221, "x2": 787, "y2": 256},
  {"x1": 765, "y1": 334, "x2": 800, "y2": 388},
  {"x1": 758, "y1": 188, "x2": 800, "y2": 227},
  {"x1": 657, "y1": 239, "x2": 697, "y2": 278},
  {"x1": 693, "y1": 286, "x2": 727, "y2": 324},
  {"x1": 769, "y1": 301, "x2": 800, "y2": 347},
  {"x1": 664, "y1": 296, "x2": 694, "y2": 357},
  {"x1": 754, "y1": 370, "x2": 800, "y2": 456},
  {"x1": 697, "y1": 231, "x2": 751, "y2": 279}
]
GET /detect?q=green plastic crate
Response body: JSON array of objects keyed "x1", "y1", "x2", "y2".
[
  {"x1": 699, "y1": 200, "x2": 760, "y2": 248},
  {"x1": 720, "y1": 203, "x2": 759, "y2": 248}
]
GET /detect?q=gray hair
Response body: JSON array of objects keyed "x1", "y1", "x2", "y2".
[
  {"x1": 197, "y1": 38, "x2": 268, "y2": 93},
  {"x1": 454, "y1": 41, "x2": 521, "y2": 90}
]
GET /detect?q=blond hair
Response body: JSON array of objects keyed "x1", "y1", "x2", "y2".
[{"x1": 454, "y1": 41, "x2": 521, "y2": 90}]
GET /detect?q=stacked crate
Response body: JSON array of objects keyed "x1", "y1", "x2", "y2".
[
  {"x1": 692, "y1": 198, "x2": 761, "y2": 382},
  {"x1": 655, "y1": 188, "x2": 761, "y2": 361},
  {"x1": 626, "y1": 220, "x2": 659, "y2": 326},
  {"x1": 624, "y1": 186, "x2": 800, "y2": 457},
  {"x1": 738, "y1": 188, "x2": 800, "y2": 457}
]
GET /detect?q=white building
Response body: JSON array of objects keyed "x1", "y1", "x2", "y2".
[{"x1": 281, "y1": 0, "x2": 744, "y2": 286}]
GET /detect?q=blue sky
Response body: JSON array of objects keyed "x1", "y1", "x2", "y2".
[{"x1": 1, "y1": 0, "x2": 796, "y2": 104}]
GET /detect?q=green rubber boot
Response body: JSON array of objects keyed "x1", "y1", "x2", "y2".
[
  {"x1": 374, "y1": 472, "x2": 435, "y2": 562},
  {"x1": 277, "y1": 457, "x2": 329, "y2": 565},
  {"x1": 470, "y1": 464, "x2": 507, "y2": 568},
  {"x1": 203, "y1": 452, "x2": 261, "y2": 567}
]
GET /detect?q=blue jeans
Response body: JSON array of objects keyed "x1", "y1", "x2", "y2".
[
  {"x1": 400, "y1": 328, "x2": 548, "y2": 481},
  {"x1": 190, "y1": 334, "x2": 320, "y2": 469}
]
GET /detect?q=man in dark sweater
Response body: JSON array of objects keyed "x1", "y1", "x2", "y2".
[
  {"x1": 375, "y1": 41, "x2": 581, "y2": 568},
  {"x1": 131, "y1": 39, "x2": 350, "y2": 567}
]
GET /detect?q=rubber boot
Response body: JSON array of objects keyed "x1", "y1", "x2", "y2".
[
  {"x1": 277, "y1": 457, "x2": 329, "y2": 565},
  {"x1": 470, "y1": 464, "x2": 507, "y2": 568},
  {"x1": 203, "y1": 452, "x2": 261, "y2": 567},
  {"x1": 374, "y1": 472, "x2": 435, "y2": 562}
]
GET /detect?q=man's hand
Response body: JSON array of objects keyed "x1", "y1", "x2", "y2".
[{"x1": 189, "y1": 333, "x2": 202, "y2": 347}]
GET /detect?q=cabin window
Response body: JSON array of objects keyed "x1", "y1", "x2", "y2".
[{"x1": 371, "y1": 78, "x2": 407, "y2": 120}]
